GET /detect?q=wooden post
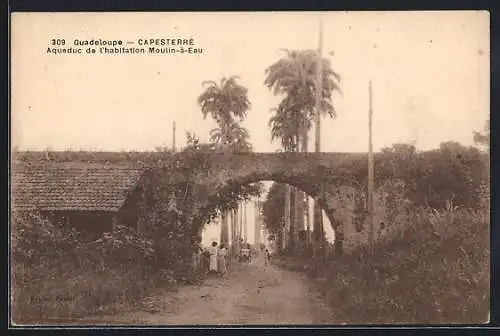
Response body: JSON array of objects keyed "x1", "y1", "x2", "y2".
[
  {"x1": 315, "y1": 17, "x2": 323, "y2": 153},
  {"x1": 172, "y1": 121, "x2": 176, "y2": 152},
  {"x1": 313, "y1": 16, "x2": 325, "y2": 258},
  {"x1": 368, "y1": 80, "x2": 375, "y2": 256}
]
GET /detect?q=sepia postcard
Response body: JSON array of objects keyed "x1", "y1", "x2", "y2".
[{"x1": 10, "y1": 11, "x2": 490, "y2": 327}]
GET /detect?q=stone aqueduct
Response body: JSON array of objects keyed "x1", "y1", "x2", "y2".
[
  {"x1": 140, "y1": 152, "x2": 391, "y2": 254},
  {"x1": 13, "y1": 151, "x2": 393, "y2": 255}
]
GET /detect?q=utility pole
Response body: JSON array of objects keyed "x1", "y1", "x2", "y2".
[
  {"x1": 172, "y1": 121, "x2": 176, "y2": 152},
  {"x1": 313, "y1": 16, "x2": 325, "y2": 258},
  {"x1": 315, "y1": 17, "x2": 323, "y2": 154},
  {"x1": 368, "y1": 80, "x2": 375, "y2": 256}
]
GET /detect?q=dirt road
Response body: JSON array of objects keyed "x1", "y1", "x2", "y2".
[{"x1": 90, "y1": 254, "x2": 334, "y2": 325}]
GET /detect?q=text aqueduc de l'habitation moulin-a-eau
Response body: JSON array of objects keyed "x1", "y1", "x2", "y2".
[{"x1": 46, "y1": 38, "x2": 204, "y2": 55}]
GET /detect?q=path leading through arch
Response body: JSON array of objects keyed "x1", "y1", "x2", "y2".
[{"x1": 86, "y1": 254, "x2": 335, "y2": 325}]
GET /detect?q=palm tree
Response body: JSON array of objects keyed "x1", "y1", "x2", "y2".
[
  {"x1": 268, "y1": 104, "x2": 301, "y2": 253},
  {"x1": 198, "y1": 76, "x2": 251, "y2": 249},
  {"x1": 264, "y1": 49, "x2": 340, "y2": 118},
  {"x1": 265, "y1": 49, "x2": 341, "y2": 255},
  {"x1": 210, "y1": 120, "x2": 254, "y2": 257},
  {"x1": 270, "y1": 98, "x2": 313, "y2": 250},
  {"x1": 209, "y1": 120, "x2": 253, "y2": 153}
]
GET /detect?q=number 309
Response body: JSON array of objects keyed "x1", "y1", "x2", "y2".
[{"x1": 51, "y1": 39, "x2": 66, "y2": 46}]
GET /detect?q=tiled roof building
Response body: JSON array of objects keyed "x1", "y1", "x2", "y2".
[
  {"x1": 11, "y1": 161, "x2": 146, "y2": 236},
  {"x1": 12, "y1": 162, "x2": 143, "y2": 212}
]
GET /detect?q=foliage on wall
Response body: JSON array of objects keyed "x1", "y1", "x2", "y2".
[{"x1": 261, "y1": 141, "x2": 489, "y2": 241}]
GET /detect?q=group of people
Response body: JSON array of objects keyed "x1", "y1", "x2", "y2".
[
  {"x1": 239, "y1": 242, "x2": 252, "y2": 262},
  {"x1": 208, "y1": 241, "x2": 228, "y2": 277},
  {"x1": 205, "y1": 241, "x2": 273, "y2": 277}
]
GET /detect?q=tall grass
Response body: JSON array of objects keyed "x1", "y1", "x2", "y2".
[
  {"x1": 10, "y1": 214, "x2": 180, "y2": 324},
  {"x1": 333, "y1": 204, "x2": 488, "y2": 324},
  {"x1": 275, "y1": 203, "x2": 489, "y2": 324},
  {"x1": 11, "y1": 263, "x2": 161, "y2": 323}
]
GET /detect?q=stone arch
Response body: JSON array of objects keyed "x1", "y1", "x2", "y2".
[
  {"x1": 139, "y1": 152, "x2": 370, "y2": 256},
  {"x1": 190, "y1": 169, "x2": 366, "y2": 251}
]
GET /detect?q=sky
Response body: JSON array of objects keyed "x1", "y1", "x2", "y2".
[{"x1": 11, "y1": 11, "x2": 490, "y2": 245}]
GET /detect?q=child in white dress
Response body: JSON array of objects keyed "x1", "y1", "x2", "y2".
[{"x1": 209, "y1": 241, "x2": 218, "y2": 273}]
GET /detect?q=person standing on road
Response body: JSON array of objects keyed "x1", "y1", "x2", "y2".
[
  {"x1": 218, "y1": 244, "x2": 228, "y2": 277},
  {"x1": 191, "y1": 237, "x2": 203, "y2": 272},
  {"x1": 209, "y1": 241, "x2": 218, "y2": 274},
  {"x1": 264, "y1": 248, "x2": 271, "y2": 266}
]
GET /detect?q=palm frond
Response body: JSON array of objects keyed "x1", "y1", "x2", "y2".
[{"x1": 198, "y1": 76, "x2": 251, "y2": 123}]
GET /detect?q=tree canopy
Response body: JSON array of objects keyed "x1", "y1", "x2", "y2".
[
  {"x1": 197, "y1": 76, "x2": 251, "y2": 125},
  {"x1": 473, "y1": 119, "x2": 490, "y2": 150},
  {"x1": 264, "y1": 49, "x2": 341, "y2": 132}
]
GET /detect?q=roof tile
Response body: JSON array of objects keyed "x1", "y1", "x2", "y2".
[{"x1": 11, "y1": 162, "x2": 144, "y2": 212}]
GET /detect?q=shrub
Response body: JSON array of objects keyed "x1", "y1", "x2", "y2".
[
  {"x1": 320, "y1": 205, "x2": 489, "y2": 324},
  {"x1": 10, "y1": 213, "x2": 168, "y2": 324},
  {"x1": 272, "y1": 200, "x2": 489, "y2": 324},
  {"x1": 87, "y1": 224, "x2": 155, "y2": 268},
  {"x1": 11, "y1": 212, "x2": 82, "y2": 269}
]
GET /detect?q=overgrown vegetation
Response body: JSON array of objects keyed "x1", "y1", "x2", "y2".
[
  {"x1": 275, "y1": 201, "x2": 489, "y2": 324},
  {"x1": 11, "y1": 212, "x2": 170, "y2": 322},
  {"x1": 263, "y1": 141, "x2": 489, "y2": 238},
  {"x1": 269, "y1": 136, "x2": 489, "y2": 324},
  {"x1": 12, "y1": 134, "x2": 489, "y2": 324}
]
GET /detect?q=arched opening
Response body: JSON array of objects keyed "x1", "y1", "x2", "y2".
[
  {"x1": 138, "y1": 165, "x2": 364, "y2": 259},
  {"x1": 191, "y1": 174, "x2": 341, "y2": 256}
]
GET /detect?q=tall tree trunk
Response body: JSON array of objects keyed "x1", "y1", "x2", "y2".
[
  {"x1": 290, "y1": 189, "x2": 296, "y2": 255},
  {"x1": 334, "y1": 219, "x2": 344, "y2": 258},
  {"x1": 304, "y1": 195, "x2": 310, "y2": 250},
  {"x1": 220, "y1": 214, "x2": 230, "y2": 248},
  {"x1": 239, "y1": 202, "x2": 243, "y2": 242},
  {"x1": 243, "y1": 201, "x2": 248, "y2": 243},
  {"x1": 293, "y1": 190, "x2": 302, "y2": 255},
  {"x1": 293, "y1": 132, "x2": 304, "y2": 256},
  {"x1": 230, "y1": 210, "x2": 234, "y2": 254},
  {"x1": 254, "y1": 201, "x2": 261, "y2": 248},
  {"x1": 301, "y1": 120, "x2": 311, "y2": 246},
  {"x1": 220, "y1": 119, "x2": 230, "y2": 248},
  {"x1": 284, "y1": 183, "x2": 291, "y2": 253},
  {"x1": 313, "y1": 203, "x2": 324, "y2": 257},
  {"x1": 281, "y1": 224, "x2": 287, "y2": 253},
  {"x1": 289, "y1": 134, "x2": 301, "y2": 255},
  {"x1": 275, "y1": 229, "x2": 281, "y2": 254},
  {"x1": 231, "y1": 209, "x2": 238, "y2": 258},
  {"x1": 295, "y1": 190, "x2": 303, "y2": 255},
  {"x1": 311, "y1": 119, "x2": 324, "y2": 257},
  {"x1": 235, "y1": 207, "x2": 241, "y2": 255}
]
